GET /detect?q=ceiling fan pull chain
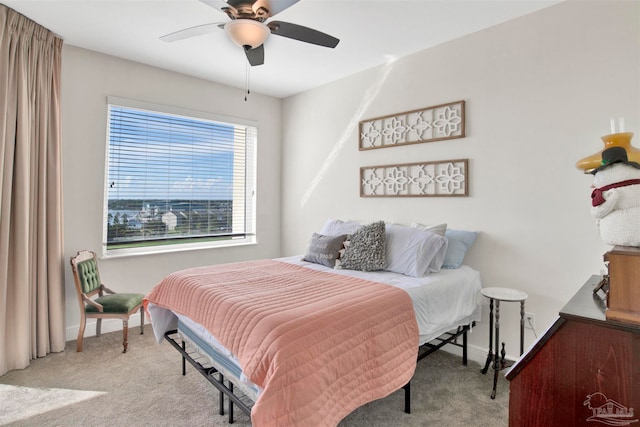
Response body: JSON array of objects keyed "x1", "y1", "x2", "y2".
[{"x1": 244, "y1": 60, "x2": 250, "y2": 101}]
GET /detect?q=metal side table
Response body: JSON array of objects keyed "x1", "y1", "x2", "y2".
[{"x1": 480, "y1": 287, "x2": 528, "y2": 399}]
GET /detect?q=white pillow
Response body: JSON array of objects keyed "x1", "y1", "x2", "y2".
[
  {"x1": 320, "y1": 218, "x2": 362, "y2": 236},
  {"x1": 385, "y1": 223, "x2": 448, "y2": 277},
  {"x1": 411, "y1": 222, "x2": 447, "y2": 236}
]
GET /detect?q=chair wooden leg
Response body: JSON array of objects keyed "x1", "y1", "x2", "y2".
[
  {"x1": 96, "y1": 318, "x2": 102, "y2": 337},
  {"x1": 122, "y1": 319, "x2": 129, "y2": 353},
  {"x1": 77, "y1": 318, "x2": 86, "y2": 352},
  {"x1": 140, "y1": 307, "x2": 144, "y2": 335}
]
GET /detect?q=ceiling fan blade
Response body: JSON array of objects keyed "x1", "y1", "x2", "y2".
[
  {"x1": 267, "y1": 21, "x2": 339, "y2": 48},
  {"x1": 244, "y1": 44, "x2": 265, "y2": 66},
  {"x1": 160, "y1": 22, "x2": 224, "y2": 42},
  {"x1": 252, "y1": 0, "x2": 300, "y2": 17}
]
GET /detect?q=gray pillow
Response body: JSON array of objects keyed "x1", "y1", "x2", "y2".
[
  {"x1": 302, "y1": 233, "x2": 348, "y2": 268},
  {"x1": 337, "y1": 221, "x2": 386, "y2": 272}
]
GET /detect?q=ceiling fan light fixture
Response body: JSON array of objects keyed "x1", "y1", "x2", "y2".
[{"x1": 225, "y1": 19, "x2": 270, "y2": 49}]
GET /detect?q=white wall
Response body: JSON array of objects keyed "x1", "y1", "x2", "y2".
[
  {"x1": 61, "y1": 46, "x2": 282, "y2": 340},
  {"x1": 280, "y1": 0, "x2": 640, "y2": 361}
]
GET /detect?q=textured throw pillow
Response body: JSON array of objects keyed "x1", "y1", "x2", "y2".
[
  {"x1": 442, "y1": 230, "x2": 478, "y2": 269},
  {"x1": 385, "y1": 223, "x2": 448, "y2": 277},
  {"x1": 411, "y1": 222, "x2": 447, "y2": 236},
  {"x1": 336, "y1": 221, "x2": 386, "y2": 272},
  {"x1": 319, "y1": 218, "x2": 362, "y2": 236},
  {"x1": 302, "y1": 233, "x2": 348, "y2": 268}
]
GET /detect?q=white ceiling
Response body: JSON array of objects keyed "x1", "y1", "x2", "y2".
[{"x1": 3, "y1": 0, "x2": 562, "y2": 98}]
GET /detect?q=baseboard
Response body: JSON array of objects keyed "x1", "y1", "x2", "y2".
[{"x1": 66, "y1": 319, "x2": 130, "y2": 342}]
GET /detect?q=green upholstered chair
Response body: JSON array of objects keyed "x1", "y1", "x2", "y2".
[{"x1": 70, "y1": 250, "x2": 144, "y2": 353}]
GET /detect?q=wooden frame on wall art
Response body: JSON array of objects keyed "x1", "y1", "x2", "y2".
[
  {"x1": 360, "y1": 159, "x2": 468, "y2": 198},
  {"x1": 359, "y1": 100, "x2": 465, "y2": 150}
]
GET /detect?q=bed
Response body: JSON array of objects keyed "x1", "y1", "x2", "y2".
[{"x1": 144, "y1": 221, "x2": 482, "y2": 426}]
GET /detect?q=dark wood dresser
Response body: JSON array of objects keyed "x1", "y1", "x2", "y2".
[{"x1": 506, "y1": 275, "x2": 640, "y2": 426}]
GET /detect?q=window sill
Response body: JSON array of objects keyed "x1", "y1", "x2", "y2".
[{"x1": 101, "y1": 236, "x2": 257, "y2": 259}]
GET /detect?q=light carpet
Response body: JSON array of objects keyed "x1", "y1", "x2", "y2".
[
  {"x1": 0, "y1": 384, "x2": 106, "y2": 425},
  {"x1": 0, "y1": 325, "x2": 509, "y2": 426}
]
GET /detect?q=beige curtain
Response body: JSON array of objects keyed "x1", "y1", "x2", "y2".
[{"x1": 0, "y1": 5, "x2": 65, "y2": 376}]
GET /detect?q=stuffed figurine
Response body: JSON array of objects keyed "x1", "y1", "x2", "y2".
[{"x1": 590, "y1": 146, "x2": 640, "y2": 247}]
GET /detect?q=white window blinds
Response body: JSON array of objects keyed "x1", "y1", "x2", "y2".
[{"x1": 104, "y1": 100, "x2": 256, "y2": 253}]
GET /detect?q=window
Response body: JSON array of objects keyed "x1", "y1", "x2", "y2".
[{"x1": 103, "y1": 97, "x2": 256, "y2": 255}]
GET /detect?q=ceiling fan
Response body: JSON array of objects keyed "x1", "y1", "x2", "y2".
[{"x1": 160, "y1": 0, "x2": 340, "y2": 66}]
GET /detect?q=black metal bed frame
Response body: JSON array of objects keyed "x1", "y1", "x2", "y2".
[{"x1": 163, "y1": 321, "x2": 474, "y2": 424}]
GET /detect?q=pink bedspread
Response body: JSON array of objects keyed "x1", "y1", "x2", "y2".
[{"x1": 144, "y1": 259, "x2": 418, "y2": 426}]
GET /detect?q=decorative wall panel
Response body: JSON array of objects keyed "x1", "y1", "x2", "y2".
[
  {"x1": 359, "y1": 100, "x2": 465, "y2": 150},
  {"x1": 360, "y1": 159, "x2": 468, "y2": 197}
]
